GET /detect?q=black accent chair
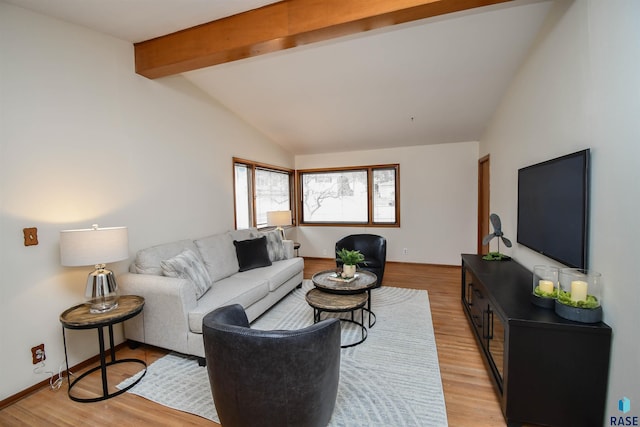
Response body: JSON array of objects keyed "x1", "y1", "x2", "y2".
[
  {"x1": 335, "y1": 234, "x2": 387, "y2": 286},
  {"x1": 202, "y1": 304, "x2": 341, "y2": 427}
]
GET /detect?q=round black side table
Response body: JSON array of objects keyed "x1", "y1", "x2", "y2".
[{"x1": 59, "y1": 295, "x2": 146, "y2": 402}]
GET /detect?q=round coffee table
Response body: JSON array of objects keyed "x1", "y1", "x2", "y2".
[
  {"x1": 311, "y1": 269, "x2": 378, "y2": 327},
  {"x1": 305, "y1": 288, "x2": 368, "y2": 348}
]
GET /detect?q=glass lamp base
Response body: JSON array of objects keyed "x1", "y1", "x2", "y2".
[
  {"x1": 88, "y1": 299, "x2": 119, "y2": 314},
  {"x1": 86, "y1": 268, "x2": 119, "y2": 314}
]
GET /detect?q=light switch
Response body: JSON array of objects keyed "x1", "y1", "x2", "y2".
[{"x1": 23, "y1": 227, "x2": 38, "y2": 246}]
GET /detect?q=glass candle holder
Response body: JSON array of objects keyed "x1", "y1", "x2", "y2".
[
  {"x1": 531, "y1": 265, "x2": 559, "y2": 308},
  {"x1": 555, "y1": 268, "x2": 603, "y2": 323}
]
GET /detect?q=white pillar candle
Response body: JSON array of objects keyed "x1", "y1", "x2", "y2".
[
  {"x1": 539, "y1": 280, "x2": 554, "y2": 294},
  {"x1": 570, "y1": 280, "x2": 588, "y2": 302}
]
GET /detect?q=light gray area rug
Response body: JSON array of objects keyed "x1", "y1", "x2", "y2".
[{"x1": 118, "y1": 280, "x2": 448, "y2": 426}]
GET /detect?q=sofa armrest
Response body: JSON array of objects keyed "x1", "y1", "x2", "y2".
[
  {"x1": 283, "y1": 239, "x2": 294, "y2": 259},
  {"x1": 118, "y1": 272, "x2": 197, "y2": 355}
]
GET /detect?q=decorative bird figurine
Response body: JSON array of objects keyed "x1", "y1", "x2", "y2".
[{"x1": 482, "y1": 213, "x2": 512, "y2": 260}]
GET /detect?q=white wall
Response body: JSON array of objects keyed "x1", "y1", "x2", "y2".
[
  {"x1": 481, "y1": 0, "x2": 640, "y2": 418},
  {"x1": 295, "y1": 141, "x2": 479, "y2": 266},
  {"x1": 0, "y1": 3, "x2": 293, "y2": 400}
]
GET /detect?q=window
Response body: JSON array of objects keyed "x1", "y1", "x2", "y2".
[
  {"x1": 234, "y1": 158, "x2": 294, "y2": 229},
  {"x1": 298, "y1": 164, "x2": 399, "y2": 226},
  {"x1": 373, "y1": 168, "x2": 398, "y2": 223}
]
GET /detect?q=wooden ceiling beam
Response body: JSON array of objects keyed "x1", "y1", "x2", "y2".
[{"x1": 134, "y1": 0, "x2": 510, "y2": 79}]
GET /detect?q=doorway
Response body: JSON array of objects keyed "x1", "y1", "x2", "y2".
[{"x1": 477, "y1": 155, "x2": 490, "y2": 255}]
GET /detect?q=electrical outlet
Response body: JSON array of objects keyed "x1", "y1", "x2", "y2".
[
  {"x1": 403, "y1": 248, "x2": 408, "y2": 255},
  {"x1": 31, "y1": 344, "x2": 45, "y2": 364}
]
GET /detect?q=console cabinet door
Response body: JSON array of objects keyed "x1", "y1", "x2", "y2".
[
  {"x1": 486, "y1": 306, "x2": 505, "y2": 386},
  {"x1": 463, "y1": 270, "x2": 486, "y2": 339}
]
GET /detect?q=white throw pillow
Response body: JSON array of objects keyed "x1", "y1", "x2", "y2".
[
  {"x1": 160, "y1": 249, "x2": 212, "y2": 299},
  {"x1": 260, "y1": 230, "x2": 286, "y2": 262}
]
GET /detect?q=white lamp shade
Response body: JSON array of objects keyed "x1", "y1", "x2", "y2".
[
  {"x1": 267, "y1": 210, "x2": 292, "y2": 227},
  {"x1": 60, "y1": 225, "x2": 129, "y2": 267}
]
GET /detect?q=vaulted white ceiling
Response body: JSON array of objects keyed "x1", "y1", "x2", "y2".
[{"x1": 4, "y1": 0, "x2": 553, "y2": 154}]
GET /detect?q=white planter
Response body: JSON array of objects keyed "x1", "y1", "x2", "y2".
[{"x1": 342, "y1": 264, "x2": 356, "y2": 278}]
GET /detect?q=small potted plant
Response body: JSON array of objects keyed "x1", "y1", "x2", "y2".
[{"x1": 336, "y1": 248, "x2": 365, "y2": 278}]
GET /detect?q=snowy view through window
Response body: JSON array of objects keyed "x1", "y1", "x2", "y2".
[
  {"x1": 301, "y1": 167, "x2": 396, "y2": 224},
  {"x1": 234, "y1": 162, "x2": 292, "y2": 229},
  {"x1": 235, "y1": 160, "x2": 397, "y2": 228}
]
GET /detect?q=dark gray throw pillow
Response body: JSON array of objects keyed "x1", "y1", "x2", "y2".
[{"x1": 234, "y1": 236, "x2": 272, "y2": 272}]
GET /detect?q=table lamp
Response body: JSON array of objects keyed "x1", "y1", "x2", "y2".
[
  {"x1": 60, "y1": 224, "x2": 128, "y2": 313},
  {"x1": 267, "y1": 210, "x2": 292, "y2": 240}
]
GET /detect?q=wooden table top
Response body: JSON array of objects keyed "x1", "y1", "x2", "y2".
[
  {"x1": 305, "y1": 288, "x2": 368, "y2": 311},
  {"x1": 59, "y1": 295, "x2": 145, "y2": 329},
  {"x1": 311, "y1": 269, "x2": 377, "y2": 293}
]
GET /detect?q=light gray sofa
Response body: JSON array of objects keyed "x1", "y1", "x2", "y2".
[{"x1": 118, "y1": 228, "x2": 303, "y2": 362}]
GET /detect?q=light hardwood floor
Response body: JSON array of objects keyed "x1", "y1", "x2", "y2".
[{"x1": 1, "y1": 258, "x2": 532, "y2": 426}]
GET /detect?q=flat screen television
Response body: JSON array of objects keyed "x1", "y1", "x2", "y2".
[{"x1": 517, "y1": 149, "x2": 590, "y2": 269}]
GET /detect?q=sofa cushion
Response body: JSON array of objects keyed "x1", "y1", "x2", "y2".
[
  {"x1": 160, "y1": 249, "x2": 212, "y2": 299},
  {"x1": 188, "y1": 276, "x2": 269, "y2": 333},
  {"x1": 132, "y1": 239, "x2": 200, "y2": 276},
  {"x1": 195, "y1": 233, "x2": 240, "y2": 282},
  {"x1": 234, "y1": 236, "x2": 272, "y2": 272},
  {"x1": 260, "y1": 230, "x2": 287, "y2": 262},
  {"x1": 227, "y1": 228, "x2": 257, "y2": 242},
  {"x1": 235, "y1": 257, "x2": 303, "y2": 292}
]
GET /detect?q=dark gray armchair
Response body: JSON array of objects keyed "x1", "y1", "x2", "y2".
[
  {"x1": 202, "y1": 304, "x2": 341, "y2": 427},
  {"x1": 336, "y1": 234, "x2": 387, "y2": 285}
]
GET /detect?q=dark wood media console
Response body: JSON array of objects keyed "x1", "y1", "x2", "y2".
[{"x1": 461, "y1": 254, "x2": 611, "y2": 427}]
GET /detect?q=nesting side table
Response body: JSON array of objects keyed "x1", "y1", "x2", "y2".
[
  {"x1": 311, "y1": 270, "x2": 378, "y2": 327},
  {"x1": 59, "y1": 295, "x2": 146, "y2": 402},
  {"x1": 305, "y1": 288, "x2": 368, "y2": 348}
]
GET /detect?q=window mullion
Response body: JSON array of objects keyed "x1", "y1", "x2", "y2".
[
  {"x1": 367, "y1": 168, "x2": 373, "y2": 224},
  {"x1": 250, "y1": 164, "x2": 257, "y2": 227}
]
